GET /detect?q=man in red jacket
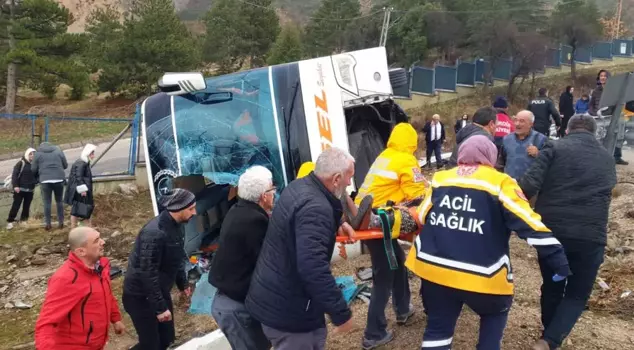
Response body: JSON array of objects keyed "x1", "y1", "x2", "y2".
[{"x1": 35, "y1": 227, "x2": 125, "y2": 349}]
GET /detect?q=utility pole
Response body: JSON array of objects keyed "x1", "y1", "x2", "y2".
[
  {"x1": 379, "y1": 7, "x2": 393, "y2": 47},
  {"x1": 614, "y1": 0, "x2": 623, "y2": 40}
]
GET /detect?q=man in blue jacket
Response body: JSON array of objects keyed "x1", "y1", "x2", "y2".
[{"x1": 246, "y1": 147, "x2": 356, "y2": 350}]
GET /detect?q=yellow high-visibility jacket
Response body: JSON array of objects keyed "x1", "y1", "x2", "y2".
[
  {"x1": 405, "y1": 165, "x2": 568, "y2": 295},
  {"x1": 297, "y1": 162, "x2": 315, "y2": 179},
  {"x1": 355, "y1": 123, "x2": 427, "y2": 208}
]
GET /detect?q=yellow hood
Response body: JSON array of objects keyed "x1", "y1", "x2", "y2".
[
  {"x1": 297, "y1": 161, "x2": 315, "y2": 179},
  {"x1": 387, "y1": 123, "x2": 418, "y2": 154}
]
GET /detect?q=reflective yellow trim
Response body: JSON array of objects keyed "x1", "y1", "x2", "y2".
[
  {"x1": 405, "y1": 251, "x2": 514, "y2": 295},
  {"x1": 392, "y1": 209, "x2": 402, "y2": 239}
]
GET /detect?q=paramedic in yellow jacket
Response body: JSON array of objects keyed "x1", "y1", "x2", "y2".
[
  {"x1": 354, "y1": 122, "x2": 424, "y2": 350},
  {"x1": 401, "y1": 135, "x2": 570, "y2": 350}
]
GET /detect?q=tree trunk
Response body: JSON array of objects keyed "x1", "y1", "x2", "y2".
[
  {"x1": 570, "y1": 46, "x2": 577, "y2": 82},
  {"x1": 530, "y1": 72, "x2": 537, "y2": 99},
  {"x1": 5, "y1": 0, "x2": 17, "y2": 114}
]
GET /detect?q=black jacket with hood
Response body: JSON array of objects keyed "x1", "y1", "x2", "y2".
[
  {"x1": 447, "y1": 123, "x2": 494, "y2": 167},
  {"x1": 559, "y1": 90, "x2": 575, "y2": 118},
  {"x1": 11, "y1": 148, "x2": 37, "y2": 191},
  {"x1": 64, "y1": 144, "x2": 96, "y2": 206}
]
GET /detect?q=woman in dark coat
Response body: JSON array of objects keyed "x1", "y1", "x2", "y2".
[
  {"x1": 65, "y1": 144, "x2": 96, "y2": 228},
  {"x1": 558, "y1": 86, "x2": 575, "y2": 137},
  {"x1": 6, "y1": 148, "x2": 37, "y2": 229}
]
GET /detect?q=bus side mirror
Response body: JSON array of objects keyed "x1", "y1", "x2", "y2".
[{"x1": 158, "y1": 72, "x2": 207, "y2": 96}]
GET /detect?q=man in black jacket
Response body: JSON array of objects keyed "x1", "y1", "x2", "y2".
[
  {"x1": 519, "y1": 115, "x2": 617, "y2": 350},
  {"x1": 246, "y1": 147, "x2": 356, "y2": 350},
  {"x1": 209, "y1": 166, "x2": 276, "y2": 350},
  {"x1": 447, "y1": 106, "x2": 497, "y2": 167},
  {"x1": 528, "y1": 88, "x2": 561, "y2": 137},
  {"x1": 123, "y1": 189, "x2": 196, "y2": 350}
]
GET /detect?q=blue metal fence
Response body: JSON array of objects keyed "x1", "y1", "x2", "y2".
[
  {"x1": 456, "y1": 61, "x2": 476, "y2": 86},
  {"x1": 434, "y1": 65, "x2": 457, "y2": 92},
  {"x1": 404, "y1": 38, "x2": 633, "y2": 98},
  {"x1": 0, "y1": 108, "x2": 141, "y2": 176}
]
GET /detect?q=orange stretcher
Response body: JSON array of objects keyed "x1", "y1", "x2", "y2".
[{"x1": 335, "y1": 229, "x2": 415, "y2": 259}]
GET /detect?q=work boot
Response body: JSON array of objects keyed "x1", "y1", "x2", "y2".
[
  {"x1": 616, "y1": 158, "x2": 629, "y2": 166},
  {"x1": 533, "y1": 339, "x2": 551, "y2": 350},
  {"x1": 342, "y1": 195, "x2": 373, "y2": 231},
  {"x1": 362, "y1": 330, "x2": 394, "y2": 350},
  {"x1": 396, "y1": 305, "x2": 415, "y2": 326}
]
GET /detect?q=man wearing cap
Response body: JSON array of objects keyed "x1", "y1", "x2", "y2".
[
  {"x1": 123, "y1": 188, "x2": 197, "y2": 350},
  {"x1": 493, "y1": 96, "x2": 515, "y2": 151}
]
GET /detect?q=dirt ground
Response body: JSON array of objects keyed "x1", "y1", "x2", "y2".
[{"x1": 0, "y1": 163, "x2": 633, "y2": 349}]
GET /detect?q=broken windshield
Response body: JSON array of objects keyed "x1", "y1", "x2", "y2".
[{"x1": 172, "y1": 68, "x2": 286, "y2": 189}]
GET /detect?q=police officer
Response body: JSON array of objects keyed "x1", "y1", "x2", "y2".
[{"x1": 528, "y1": 88, "x2": 561, "y2": 137}]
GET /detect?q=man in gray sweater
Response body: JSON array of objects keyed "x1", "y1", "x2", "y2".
[{"x1": 32, "y1": 142, "x2": 68, "y2": 230}]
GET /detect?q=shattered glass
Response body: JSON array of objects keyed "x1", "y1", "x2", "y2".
[
  {"x1": 174, "y1": 68, "x2": 285, "y2": 189},
  {"x1": 145, "y1": 68, "x2": 286, "y2": 198}
]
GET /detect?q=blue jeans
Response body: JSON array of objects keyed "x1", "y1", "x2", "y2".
[
  {"x1": 538, "y1": 238, "x2": 604, "y2": 348},
  {"x1": 212, "y1": 292, "x2": 270, "y2": 350},
  {"x1": 420, "y1": 280, "x2": 513, "y2": 350},
  {"x1": 40, "y1": 182, "x2": 64, "y2": 226}
]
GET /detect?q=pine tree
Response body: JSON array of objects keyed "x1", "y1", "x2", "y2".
[
  {"x1": 89, "y1": 0, "x2": 201, "y2": 97},
  {"x1": 267, "y1": 25, "x2": 304, "y2": 65},
  {"x1": 1, "y1": 0, "x2": 89, "y2": 109},
  {"x1": 203, "y1": 0, "x2": 279, "y2": 72},
  {"x1": 303, "y1": 0, "x2": 361, "y2": 57}
]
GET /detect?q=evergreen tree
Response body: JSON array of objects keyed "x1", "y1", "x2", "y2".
[
  {"x1": 267, "y1": 25, "x2": 304, "y2": 65},
  {"x1": 303, "y1": 0, "x2": 361, "y2": 57},
  {"x1": 89, "y1": 0, "x2": 201, "y2": 97},
  {"x1": 203, "y1": 0, "x2": 279, "y2": 73},
  {"x1": 1, "y1": 0, "x2": 89, "y2": 109}
]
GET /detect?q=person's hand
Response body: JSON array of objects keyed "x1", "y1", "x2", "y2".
[
  {"x1": 552, "y1": 274, "x2": 567, "y2": 282},
  {"x1": 333, "y1": 317, "x2": 356, "y2": 335},
  {"x1": 182, "y1": 286, "x2": 192, "y2": 298},
  {"x1": 113, "y1": 321, "x2": 126, "y2": 335},
  {"x1": 157, "y1": 309, "x2": 172, "y2": 322},
  {"x1": 527, "y1": 145, "x2": 539, "y2": 157},
  {"x1": 13, "y1": 187, "x2": 19, "y2": 193},
  {"x1": 337, "y1": 222, "x2": 356, "y2": 244}
]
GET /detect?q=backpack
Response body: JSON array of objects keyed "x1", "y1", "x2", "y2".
[{"x1": 3, "y1": 160, "x2": 25, "y2": 191}]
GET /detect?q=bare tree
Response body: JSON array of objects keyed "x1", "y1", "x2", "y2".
[
  {"x1": 507, "y1": 32, "x2": 548, "y2": 102},
  {"x1": 550, "y1": 0, "x2": 603, "y2": 81}
]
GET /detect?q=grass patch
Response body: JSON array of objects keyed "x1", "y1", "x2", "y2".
[{"x1": 0, "y1": 119, "x2": 129, "y2": 155}]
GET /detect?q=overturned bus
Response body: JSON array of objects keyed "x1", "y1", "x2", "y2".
[{"x1": 141, "y1": 47, "x2": 409, "y2": 257}]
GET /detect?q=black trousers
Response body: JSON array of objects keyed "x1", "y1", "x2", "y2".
[
  {"x1": 7, "y1": 191, "x2": 34, "y2": 223},
  {"x1": 123, "y1": 292, "x2": 175, "y2": 350},
  {"x1": 426, "y1": 140, "x2": 443, "y2": 168},
  {"x1": 538, "y1": 238, "x2": 604, "y2": 349},
  {"x1": 363, "y1": 239, "x2": 411, "y2": 340}
]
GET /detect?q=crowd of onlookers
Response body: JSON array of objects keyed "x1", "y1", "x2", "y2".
[
  {"x1": 30, "y1": 68, "x2": 626, "y2": 350},
  {"x1": 5, "y1": 142, "x2": 97, "y2": 230}
]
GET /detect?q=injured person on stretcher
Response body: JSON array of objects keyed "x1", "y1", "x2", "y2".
[{"x1": 343, "y1": 135, "x2": 571, "y2": 350}]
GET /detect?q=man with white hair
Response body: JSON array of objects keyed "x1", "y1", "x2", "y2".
[
  {"x1": 422, "y1": 114, "x2": 446, "y2": 169},
  {"x1": 209, "y1": 166, "x2": 276, "y2": 350},
  {"x1": 497, "y1": 110, "x2": 548, "y2": 180},
  {"x1": 246, "y1": 147, "x2": 356, "y2": 350},
  {"x1": 35, "y1": 227, "x2": 125, "y2": 349}
]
